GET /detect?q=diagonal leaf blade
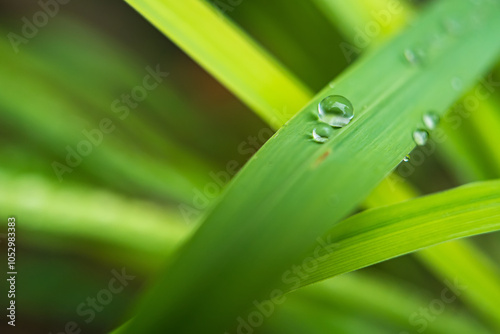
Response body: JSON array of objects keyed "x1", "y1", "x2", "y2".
[
  {"x1": 125, "y1": 0, "x2": 312, "y2": 127},
  {"x1": 122, "y1": 1, "x2": 500, "y2": 333},
  {"x1": 293, "y1": 180, "x2": 500, "y2": 291}
]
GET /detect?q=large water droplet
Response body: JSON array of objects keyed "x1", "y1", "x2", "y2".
[
  {"x1": 318, "y1": 95, "x2": 354, "y2": 128},
  {"x1": 423, "y1": 111, "x2": 440, "y2": 130},
  {"x1": 312, "y1": 124, "x2": 334, "y2": 143},
  {"x1": 413, "y1": 129, "x2": 429, "y2": 146}
]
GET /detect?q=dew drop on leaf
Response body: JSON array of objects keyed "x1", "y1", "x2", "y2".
[
  {"x1": 403, "y1": 155, "x2": 410, "y2": 162},
  {"x1": 413, "y1": 129, "x2": 429, "y2": 146},
  {"x1": 423, "y1": 111, "x2": 440, "y2": 130},
  {"x1": 318, "y1": 95, "x2": 354, "y2": 128},
  {"x1": 312, "y1": 124, "x2": 334, "y2": 143},
  {"x1": 404, "y1": 48, "x2": 419, "y2": 64}
]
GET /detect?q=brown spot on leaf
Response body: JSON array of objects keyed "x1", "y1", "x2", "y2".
[{"x1": 313, "y1": 150, "x2": 331, "y2": 168}]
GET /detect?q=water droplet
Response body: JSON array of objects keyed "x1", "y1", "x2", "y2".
[
  {"x1": 329, "y1": 82, "x2": 336, "y2": 89},
  {"x1": 413, "y1": 129, "x2": 429, "y2": 146},
  {"x1": 404, "y1": 48, "x2": 419, "y2": 64},
  {"x1": 451, "y1": 77, "x2": 463, "y2": 91},
  {"x1": 312, "y1": 124, "x2": 334, "y2": 143},
  {"x1": 318, "y1": 95, "x2": 354, "y2": 128},
  {"x1": 403, "y1": 155, "x2": 410, "y2": 162},
  {"x1": 423, "y1": 111, "x2": 440, "y2": 130}
]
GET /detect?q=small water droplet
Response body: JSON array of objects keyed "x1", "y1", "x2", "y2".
[
  {"x1": 451, "y1": 77, "x2": 463, "y2": 91},
  {"x1": 423, "y1": 111, "x2": 440, "y2": 130},
  {"x1": 329, "y1": 82, "x2": 336, "y2": 89},
  {"x1": 312, "y1": 124, "x2": 334, "y2": 143},
  {"x1": 413, "y1": 129, "x2": 429, "y2": 146},
  {"x1": 404, "y1": 48, "x2": 420, "y2": 64},
  {"x1": 318, "y1": 95, "x2": 354, "y2": 128},
  {"x1": 403, "y1": 155, "x2": 410, "y2": 162}
]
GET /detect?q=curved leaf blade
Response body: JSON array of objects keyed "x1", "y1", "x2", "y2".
[
  {"x1": 122, "y1": 1, "x2": 500, "y2": 333},
  {"x1": 294, "y1": 180, "x2": 500, "y2": 290},
  {"x1": 125, "y1": 0, "x2": 312, "y2": 127}
]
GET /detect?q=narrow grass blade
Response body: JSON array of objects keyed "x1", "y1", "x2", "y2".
[
  {"x1": 467, "y1": 97, "x2": 500, "y2": 176},
  {"x1": 0, "y1": 39, "x2": 201, "y2": 202},
  {"x1": 437, "y1": 94, "x2": 500, "y2": 182},
  {"x1": 125, "y1": 0, "x2": 312, "y2": 127},
  {"x1": 312, "y1": 0, "x2": 413, "y2": 42},
  {"x1": 371, "y1": 134, "x2": 500, "y2": 332},
  {"x1": 294, "y1": 180, "x2": 500, "y2": 290},
  {"x1": 225, "y1": 0, "x2": 348, "y2": 91},
  {"x1": 0, "y1": 170, "x2": 189, "y2": 256},
  {"x1": 417, "y1": 241, "x2": 500, "y2": 330},
  {"x1": 276, "y1": 273, "x2": 491, "y2": 334},
  {"x1": 121, "y1": 1, "x2": 500, "y2": 333},
  {"x1": 317, "y1": 2, "x2": 500, "y2": 329}
]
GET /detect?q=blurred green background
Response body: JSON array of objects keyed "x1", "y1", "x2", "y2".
[{"x1": 1, "y1": 0, "x2": 499, "y2": 333}]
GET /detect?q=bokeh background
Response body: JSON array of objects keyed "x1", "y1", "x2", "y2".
[{"x1": 1, "y1": 0, "x2": 499, "y2": 333}]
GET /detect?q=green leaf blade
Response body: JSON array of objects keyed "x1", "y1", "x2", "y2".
[
  {"x1": 125, "y1": 0, "x2": 312, "y2": 127},
  {"x1": 122, "y1": 0, "x2": 500, "y2": 333},
  {"x1": 295, "y1": 180, "x2": 500, "y2": 290}
]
